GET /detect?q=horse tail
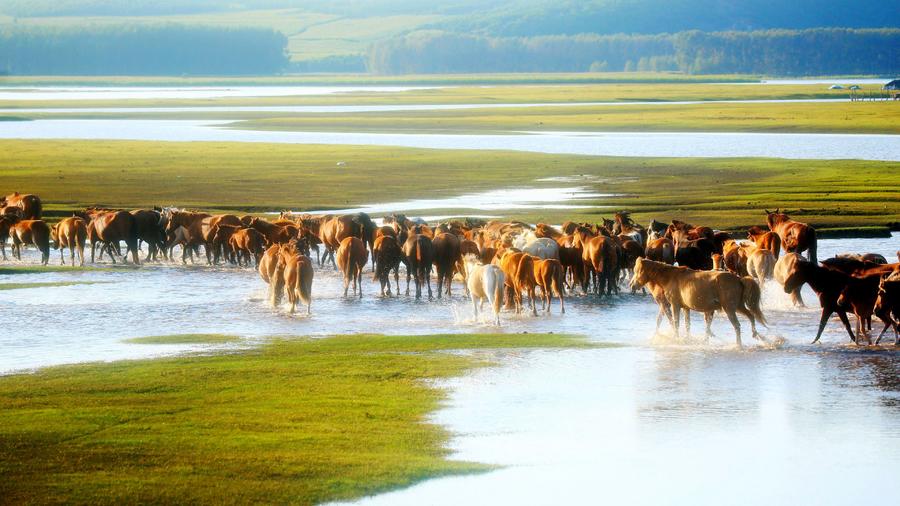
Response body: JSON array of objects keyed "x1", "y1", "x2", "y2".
[
  {"x1": 807, "y1": 228, "x2": 817, "y2": 265},
  {"x1": 33, "y1": 198, "x2": 43, "y2": 220},
  {"x1": 298, "y1": 264, "x2": 313, "y2": 308},
  {"x1": 740, "y1": 276, "x2": 767, "y2": 327}
]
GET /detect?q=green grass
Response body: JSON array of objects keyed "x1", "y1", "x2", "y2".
[
  {"x1": 123, "y1": 333, "x2": 243, "y2": 345},
  {"x1": 0, "y1": 280, "x2": 108, "y2": 290},
  {"x1": 0, "y1": 139, "x2": 897, "y2": 231},
  {"x1": 0, "y1": 332, "x2": 595, "y2": 504},
  {"x1": 234, "y1": 100, "x2": 900, "y2": 135}
]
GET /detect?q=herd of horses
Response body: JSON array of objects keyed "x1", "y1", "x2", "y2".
[{"x1": 2, "y1": 191, "x2": 899, "y2": 347}]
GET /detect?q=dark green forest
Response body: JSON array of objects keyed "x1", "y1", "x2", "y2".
[
  {"x1": 0, "y1": 25, "x2": 288, "y2": 75},
  {"x1": 368, "y1": 29, "x2": 900, "y2": 75}
]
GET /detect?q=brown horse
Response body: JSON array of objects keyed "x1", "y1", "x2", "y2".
[
  {"x1": 747, "y1": 226, "x2": 781, "y2": 259},
  {"x1": 230, "y1": 228, "x2": 267, "y2": 267},
  {"x1": 573, "y1": 227, "x2": 618, "y2": 296},
  {"x1": 87, "y1": 211, "x2": 140, "y2": 264},
  {"x1": 781, "y1": 259, "x2": 856, "y2": 344},
  {"x1": 533, "y1": 258, "x2": 566, "y2": 314},
  {"x1": 372, "y1": 235, "x2": 402, "y2": 297},
  {"x1": 0, "y1": 214, "x2": 16, "y2": 260},
  {"x1": 631, "y1": 258, "x2": 767, "y2": 346},
  {"x1": 836, "y1": 273, "x2": 884, "y2": 344},
  {"x1": 318, "y1": 214, "x2": 368, "y2": 268},
  {"x1": 131, "y1": 209, "x2": 166, "y2": 262},
  {"x1": 259, "y1": 244, "x2": 282, "y2": 305},
  {"x1": 774, "y1": 253, "x2": 806, "y2": 307},
  {"x1": 766, "y1": 209, "x2": 817, "y2": 263},
  {"x1": 211, "y1": 224, "x2": 241, "y2": 264},
  {"x1": 9, "y1": 219, "x2": 51, "y2": 264},
  {"x1": 1, "y1": 192, "x2": 42, "y2": 219},
  {"x1": 499, "y1": 251, "x2": 538, "y2": 315},
  {"x1": 874, "y1": 277, "x2": 900, "y2": 345},
  {"x1": 645, "y1": 237, "x2": 675, "y2": 265},
  {"x1": 432, "y1": 232, "x2": 462, "y2": 298},
  {"x1": 402, "y1": 234, "x2": 434, "y2": 299},
  {"x1": 276, "y1": 245, "x2": 314, "y2": 315},
  {"x1": 51, "y1": 217, "x2": 87, "y2": 266},
  {"x1": 337, "y1": 236, "x2": 368, "y2": 298}
]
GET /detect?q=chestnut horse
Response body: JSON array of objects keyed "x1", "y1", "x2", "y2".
[
  {"x1": 874, "y1": 277, "x2": 900, "y2": 345},
  {"x1": 259, "y1": 244, "x2": 282, "y2": 305},
  {"x1": 336, "y1": 236, "x2": 368, "y2": 298},
  {"x1": 51, "y1": 217, "x2": 87, "y2": 266},
  {"x1": 276, "y1": 244, "x2": 314, "y2": 314},
  {"x1": 747, "y1": 226, "x2": 781, "y2": 259},
  {"x1": 85, "y1": 211, "x2": 140, "y2": 264},
  {"x1": 573, "y1": 227, "x2": 618, "y2": 296},
  {"x1": 766, "y1": 209, "x2": 817, "y2": 263},
  {"x1": 9, "y1": 219, "x2": 51, "y2": 264},
  {"x1": 230, "y1": 228, "x2": 267, "y2": 267},
  {"x1": 1, "y1": 192, "x2": 42, "y2": 219},
  {"x1": 781, "y1": 259, "x2": 855, "y2": 344},
  {"x1": 499, "y1": 251, "x2": 538, "y2": 315},
  {"x1": 533, "y1": 257, "x2": 566, "y2": 314}
]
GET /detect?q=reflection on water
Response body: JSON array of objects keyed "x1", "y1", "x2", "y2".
[{"x1": 2, "y1": 233, "x2": 899, "y2": 504}]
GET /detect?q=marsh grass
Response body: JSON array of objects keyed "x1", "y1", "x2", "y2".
[
  {"x1": 0, "y1": 280, "x2": 109, "y2": 290},
  {"x1": 123, "y1": 333, "x2": 243, "y2": 344},
  {"x1": 0, "y1": 333, "x2": 595, "y2": 504},
  {"x1": 1, "y1": 139, "x2": 896, "y2": 231}
]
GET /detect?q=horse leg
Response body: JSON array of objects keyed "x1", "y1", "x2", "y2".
[
  {"x1": 425, "y1": 269, "x2": 433, "y2": 299},
  {"x1": 472, "y1": 294, "x2": 479, "y2": 322},
  {"x1": 436, "y1": 270, "x2": 443, "y2": 299},
  {"x1": 683, "y1": 309, "x2": 691, "y2": 341},
  {"x1": 357, "y1": 267, "x2": 363, "y2": 299},
  {"x1": 811, "y1": 309, "x2": 834, "y2": 344},
  {"x1": 736, "y1": 307, "x2": 761, "y2": 340},
  {"x1": 671, "y1": 303, "x2": 682, "y2": 339},
  {"x1": 837, "y1": 311, "x2": 856, "y2": 343},
  {"x1": 59, "y1": 246, "x2": 65, "y2": 265},
  {"x1": 704, "y1": 311, "x2": 715, "y2": 342},
  {"x1": 393, "y1": 266, "x2": 400, "y2": 297},
  {"x1": 725, "y1": 310, "x2": 743, "y2": 348},
  {"x1": 343, "y1": 271, "x2": 350, "y2": 297}
]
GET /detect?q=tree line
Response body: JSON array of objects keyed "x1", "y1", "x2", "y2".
[
  {"x1": 368, "y1": 28, "x2": 900, "y2": 75},
  {"x1": 0, "y1": 24, "x2": 288, "y2": 75}
]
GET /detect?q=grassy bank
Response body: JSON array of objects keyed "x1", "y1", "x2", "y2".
[
  {"x1": 234, "y1": 100, "x2": 900, "y2": 135},
  {"x1": 0, "y1": 281, "x2": 108, "y2": 290},
  {"x1": 1, "y1": 139, "x2": 897, "y2": 231},
  {"x1": 0, "y1": 333, "x2": 593, "y2": 504}
]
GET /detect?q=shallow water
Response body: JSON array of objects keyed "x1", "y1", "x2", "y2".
[
  {"x1": 0, "y1": 119, "x2": 896, "y2": 161},
  {"x1": 2, "y1": 232, "x2": 898, "y2": 503},
  {"x1": 1, "y1": 233, "x2": 896, "y2": 373},
  {"x1": 0, "y1": 86, "x2": 435, "y2": 101}
]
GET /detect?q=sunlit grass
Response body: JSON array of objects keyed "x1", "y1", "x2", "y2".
[
  {"x1": 0, "y1": 281, "x2": 109, "y2": 290},
  {"x1": 1, "y1": 139, "x2": 896, "y2": 231},
  {"x1": 0, "y1": 333, "x2": 594, "y2": 504},
  {"x1": 123, "y1": 334, "x2": 243, "y2": 344}
]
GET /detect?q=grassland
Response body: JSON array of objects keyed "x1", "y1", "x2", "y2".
[
  {"x1": 234, "y1": 100, "x2": 900, "y2": 134},
  {"x1": 0, "y1": 333, "x2": 594, "y2": 504},
  {"x1": 0, "y1": 281, "x2": 108, "y2": 290},
  {"x1": 0, "y1": 265, "x2": 114, "y2": 275},
  {"x1": 1, "y1": 139, "x2": 897, "y2": 232},
  {"x1": 123, "y1": 333, "x2": 243, "y2": 344}
]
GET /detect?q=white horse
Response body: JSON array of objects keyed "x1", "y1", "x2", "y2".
[
  {"x1": 520, "y1": 236, "x2": 559, "y2": 260},
  {"x1": 747, "y1": 248, "x2": 776, "y2": 290},
  {"x1": 465, "y1": 254, "x2": 505, "y2": 325}
]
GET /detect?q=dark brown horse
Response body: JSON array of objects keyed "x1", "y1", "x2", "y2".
[
  {"x1": 131, "y1": 209, "x2": 166, "y2": 262},
  {"x1": 432, "y1": 232, "x2": 462, "y2": 298},
  {"x1": 874, "y1": 277, "x2": 900, "y2": 345},
  {"x1": 337, "y1": 236, "x2": 368, "y2": 298},
  {"x1": 782, "y1": 259, "x2": 855, "y2": 344},
  {"x1": 87, "y1": 211, "x2": 140, "y2": 264},
  {"x1": 403, "y1": 234, "x2": 434, "y2": 299},
  {"x1": 766, "y1": 209, "x2": 817, "y2": 263},
  {"x1": 372, "y1": 235, "x2": 402, "y2": 297}
]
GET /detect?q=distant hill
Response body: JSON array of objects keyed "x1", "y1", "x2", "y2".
[{"x1": 433, "y1": 0, "x2": 898, "y2": 36}]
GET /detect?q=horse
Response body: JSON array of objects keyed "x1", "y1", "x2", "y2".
[
  {"x1": 522, "y1": 237, "x2": 560, "y2": 260},
  {"x1": 781, "y1": 259, "x2": 856, "y2": 344},
  {"x1": 0, "y1": 214, "x2": 17, "y2": 260},
  {"x1": 0, "y1": 192, "x2": 42, "y2": 219},
  {"x1": 402, "y1": 234, "x2": 434, "y2": 299},
  {"x1": 337, "y1": 236, "x2": 367, "y2": 298},
  {"x1": 766, "y1": 209, "x2": 817, "y2": 263},
  {"x1": 464, "y1": 254, "x2": 505, "y2": 325},
  {"x1": 259, "y1": 244, "x2": 282, "y2": 306},
  {"x1": 200, "y1": 215, "x2": 242, "y2": 264},
  {"x1": 773, "y1": 253, "x2": 806, "y2": 307},
  {"x1": 613, "y1": 211, "x2": 647, "y2": 248},
  {"x1": 747, "y1": 226, "x2": 781, "y2": 259},
  {"x1": 318, "y1": 214, "x2": 372, "y2": 268},
  {"x1": 721, "y1": 240, "x2": 752, "y2": 276},
  {"x1": 9, "y1": 219, "x2": 51, "y2": 265},
  {"x1": 131, "y1": 209, "x2": 166, "y2": 262},
  {"x1": 573, "y1": 227, "x2": 618, "y2": 296},
  {"x1": 211, "y1": 224, "x2": 242, "y2": 264},
  {"x1": 372, "y1": 235, "x2": 402, "y2": 297},
  {"x1": 746, "y1": 248, "x2": 776, "y2": 290},
  {"x1": 671, "y1": 229, "x2": 714, "y2": 271},
  {"x1": 499, "y1": 251, "x2": 538, "y2": 315},
  {"x1": 277, "y1": 245, "x2": 314, "y2": 315},
  {"x1": 432, "y1": 232, "x2": 462, "y2": 298},
  {"x1": 631, "y1": 258, "x2": 767, "y2": 347},
  {"x1": 85, "y1": 211, "x2": 140, "y2": 264},
  {"x1": 836, "y1": 273, "x2": 884, "y2": 344},
  {"x1": 229, "y1": 228, "x2": 267, "y2": 267},
  {"x1": 645, "y1": 237, "x2": 675, "y2": 265},
  {"x1": 50, "y1": 217, "x2": 87, "y2": 266},
  {"x1": 533, "y1": 258, "x2": 566, "y2": 314},
  {"x1": 874, "y1": 277, "x2": 900, "y2": 345}
]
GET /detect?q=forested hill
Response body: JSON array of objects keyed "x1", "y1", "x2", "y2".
[{"x1": 434, "y1": 0, "x2": 898, "y2": 36}]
